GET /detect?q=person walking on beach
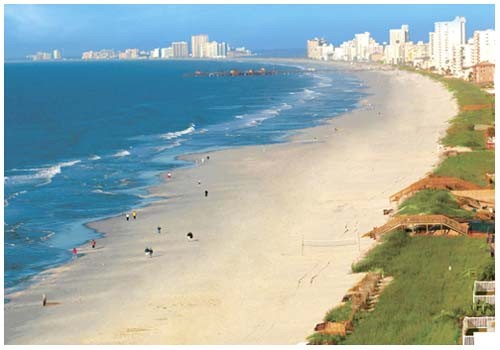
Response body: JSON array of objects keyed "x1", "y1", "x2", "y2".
[
  {"x1": 145, "y1": 247, "x2": 153, "y2": 258},
  {"x1": 126, "y1": 213, "x2": 130, "y2": 221},
  {"x1": 132, "y1": 211, "x2": 137, "y2": 220},
  {"x1": 91, "y1": 239, "x2": 96, "y2": 249},
  {"x1": 72, "y1": 247, "x2": 78, "y2": 259},
  {"x1": 187, "y1": 232, "x2": 194, "y2": 241},
  {"x1": 205, "y1": 190, "x2": 208, "y2": 197},
  {"x1": 157, "y1": 226, "x2": 162, "y2": 234}
]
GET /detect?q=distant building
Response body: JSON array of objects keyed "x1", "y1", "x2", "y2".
[
  {"x1": 82, "y1": 49, "x2": 116, "y2": 60},
  {"x1": 227, "y1": 46, "x2": 252, "y2": 58},
  {"x1": 472, "y1": 62, "x2": 495, "y2": 84},
  {"x1": 118, "y1": 48, "x2": 139, "y2": 60},
  {"x1": 430, "y1": 16, "x2": 466, "y2": 73},
  {"x1": 385, "y1": 25, "x2": 409, "y2": 64},
  {"x1": 204, "y1": 41, "x2": 219, "y2": 58},
  {"x1": 217, "y1": 42, "x2": 227, "y2": 58},
  {"x1": 27, "y1": 52, "x2": 52, "y2": 61},
  {"x1": 161, "y1": 47, "x2": 173, "y2": 59},
  {"x1": 150, "y1": 48, "x2": 161, "y2": 59},
  {"x1": 191, "y1": 34, "x2": 209, "y2": 58},
  {"x1": 172, "y1": 41, "x2": 188, "y2": 57},
  {"x1": 53, "y1": 49, "x2": 62, "y2": 60},
  {"x1": 472, "y1": 30, "x2": 496, "y2": 64},
  {"x1": 307, "y1": 38, "x2": 321, "y2": 59},
  {"x1": 307, "y1": 38, "x2": 333, "y2": 60}
]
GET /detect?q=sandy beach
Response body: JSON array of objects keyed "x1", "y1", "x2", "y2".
[{"x1": 4, "y1": 62, "x2": 457, "y2": 344}]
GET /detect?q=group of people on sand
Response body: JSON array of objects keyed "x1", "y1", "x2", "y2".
[{"x1": 125, "y1": 210, "x2": 137, "y2": 221}]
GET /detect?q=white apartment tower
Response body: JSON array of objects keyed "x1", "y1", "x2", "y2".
[
  {"x1": 385, "y1": 25, "x2": 409, "y2": 64},
  {"x1": 472, "y1": 30, "x2": 495, "y2": 64},
  {"x1": 204, "y1": 41, "x2": 219, "y2": 58},
  {"x1": 161, "y1": 47, "x2": 173, "y2": 59},
  {"x1": 53, "y1": 49, "x2": 61, "y2": 60},
  {"x1": 191, "y1": 34, "x2": 209, "y2": 58},
  {"x1": 172, "y1": 42, "x2": 189, "y2": 58},
  {"x1": 430, "y1": 16, "x2": 466, "y2": 72},
  {"x1": 390, "y1": 25, "x2": 409, "y2": 45},
  {"x1": 217, "y1": 42, "x2": 227, "y2": 57},
  {"x1": 354, "y1": 32, "x2": 371, "y2": 61}
]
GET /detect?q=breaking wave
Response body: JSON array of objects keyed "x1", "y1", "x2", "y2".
[
  {"x1": 5, "y1": 160, "x2": 81, "y2": 186},
  {"x1": 113, "y1": 150, "x2": 131, "y2": 158},
  {"x1": 161, "y1": 123, "x2": 196, "y2": 140}
]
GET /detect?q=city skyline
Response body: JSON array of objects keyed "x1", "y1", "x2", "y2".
[{"x1": 5, "y1": 4, "x2": 495, "y2": 60}]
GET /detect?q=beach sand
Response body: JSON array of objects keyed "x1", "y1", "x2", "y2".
[{"x1": 4, "y1": 64, "x2": 457, "y2": 345}]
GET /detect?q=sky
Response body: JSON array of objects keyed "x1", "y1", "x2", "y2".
[{"x1": 4, "y1": 4, "x2": 495, "y2": 59}]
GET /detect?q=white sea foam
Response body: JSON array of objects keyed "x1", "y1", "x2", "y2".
[
  {"x1": 5, "y1": 160, "x2": 81, "y2": 185},
  {"x1": 161, "y1": 123, "x2": 196, "y2": 140},
  {"x1": 6, "y1": 190, "x2": 27, "y2": 201},
  {"x1": 155, "y1": 140, "x2": 183, "y2": 153},
  {"x1": 244, "y1": 103, "x2": 292, "y2": 127},
  {"x1": 40, "y1": 231, "x2": 55, "y2": 241},
  {"x1": 113, "y1": 150, "x2": 131, "y2": 158},
  {"x1": 88, "y1": 155, "x2": 101, "y2": 161},
  {"x1": 92, "y1": 189, "x2": 116, "y2": 195}
]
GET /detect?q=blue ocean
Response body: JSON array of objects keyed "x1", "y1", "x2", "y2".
[{"x1": 4, "y1": 59, "x2": 364, "y2": 293}]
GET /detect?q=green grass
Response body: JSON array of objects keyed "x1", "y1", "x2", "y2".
[
  {"x1": 440, "y1": 77, "x2": 493, "y2": 108},
  {"x1": 397, "y1": 189, "x2": 474, "y2": 219},
  {"x1": 324, "y1": 300, "x2": 352, "y2": 322},
  {"x1": 433, "y1": 151, "x2": 495, "y2": 187},
  {"x1": 307, "y1": 332, "x2": 345, "y2": 345},
  {"x1": 344, "y1": 231, "x2": 492, "y2": 344},
  {"x1": 400, "y1": 66, "x2": 495, "y2": 151}
]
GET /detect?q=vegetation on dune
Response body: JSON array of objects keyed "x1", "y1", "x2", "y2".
[
  {"x1": 441, "y1": 108, "x2": 494, "y2": 149},
  {"x1": 440, "y1": 77, "x2": 494, "y2": 108},
  {"x1": 307, "y1": 332, "x2": 345, "y2": 345},
  {"x1": 433, "y1": 151, "x2": 495, "y2": 187},
  {"x1": 478, "y1": 259, "x2": 495, "y2": 281},
  {"x1": 324, "y1": 300, "x2": 352, "y2": 323},
  {"x1": 411, "y1": 67, "x2": 496, "y2": 149},
  {"x1": 397, "y1": 189, "x2": 474, "y2": 219},
  {"x1": 344, "y1": 231, "x2": 492, "y2": 344},
  {"x1": 309, "y1": 68, "x2": 495, "y2": 345}
]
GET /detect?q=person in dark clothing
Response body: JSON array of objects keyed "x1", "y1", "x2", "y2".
[{"x1": 205, "y1": 190, "x2": 208, "y2": 197}]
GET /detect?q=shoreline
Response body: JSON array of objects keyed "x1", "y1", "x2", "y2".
[{"x1": 4, "y1": 62, "x2": 457, "y2": 344}]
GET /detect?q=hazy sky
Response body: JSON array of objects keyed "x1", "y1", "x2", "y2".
[{"x1": 4, "y1": 4, "x2": 495, "y2": 59}]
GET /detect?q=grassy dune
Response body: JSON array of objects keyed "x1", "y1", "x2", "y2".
[
  {"x1": 345, "y1": 231, "x2": 491, "y2": 344},
  {"x1": 308, "y1": 68, "x2": 495, "y2": 345}
]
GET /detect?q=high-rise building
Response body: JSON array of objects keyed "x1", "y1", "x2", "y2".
[
  {"x1": 150, "y1": 48, "x2": 161, "y2": 59},
  {"x1": 389, "y1": 25, "x2": 409, "y2": 45},
  {"x1": 172, "y1": 41, "x2": 189, "y2": 57},
  {"x1": 217, "y1": 42, "x2": 227, "y2": 58},
  {"x1": 118, "y1": 48, "x2": 139, "y2": 60},
  {"x1": 191, "y1": 34, "x2": 209, "y2": 58},
  {"x1": 386, "y1": 25, "x2": 410, "y2": 64},
  {"x1": 203, "y1": 41, "x2": 219, "y2": 58},
  {"x1": 161, "y1": 47, "x2": 173, "y2": 59},
  {"x1": 53, "y1": 49, "x2": 62, "y2": 60},
  {"x1": 307, "y1": 38, "x2": 329, "y2": 60},
  {"x1": 307, "y1": 38, "x2": 320, "y2": 59},
  {"x1": 430, "y1": 16, "x2": 466, "y2": 73},
  {"x1": 472, "y1": 30, "x2": 495, "y2": 64}
]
